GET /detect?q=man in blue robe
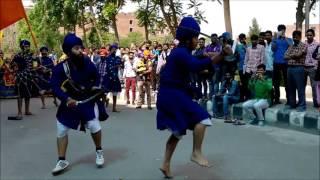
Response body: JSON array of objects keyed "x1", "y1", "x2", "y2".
[
  {"x1": 51, "y1": 33, "x2": 105, "y2": 175},
  {"x1": 156, "y1": 17, "x2": 231, "y2": 178}
]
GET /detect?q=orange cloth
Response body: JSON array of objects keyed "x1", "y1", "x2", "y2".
[
  {"x1": 99, "y1": 48, "x2": 108, "y2": 56},
  {"x1": 0, "y1": 0, "x2": 26, "y2": 30},
  {"x1": 2, "y1": 64, "x2": 15, "y2": 86}
]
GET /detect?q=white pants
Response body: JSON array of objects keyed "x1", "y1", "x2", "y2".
[
  {"x1": 56, "y1": 105, "x2": 101, "y2": 138},
  {"x1": 242, "y1": 99, "x2": 269, "y2": 121}
]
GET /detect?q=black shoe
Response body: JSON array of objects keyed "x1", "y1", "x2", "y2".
[
  {"x1": 136, "y1": 106, "x2": 142, "y2": 109},
  {"x1": 148, "y1": 107, "x2": 152, "y2": 110}
]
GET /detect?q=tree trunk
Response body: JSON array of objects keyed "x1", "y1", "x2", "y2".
[
  {"x1": 296, "y1": 0, "x2": 317, "y2": 31},
  {"x1": 89, "y1": 2, "x2": 103, "y2": 45},
  {"x1": 159, "y1": 0, "x2": 176, "y2": 38},
  {"x1": 144, "y1": 22, "x2": 149, "y2": 41},
  {"x1": 223, "y1": 0, "x2": 233, "y2": 35},
  {"x1": 296, "y1": 0, "x2": 304, "y2": 31},
  {"x1": 111, "y1": 15, "x2": 120, "y2": 43},
  {"x1": 169, "y1": 0, "x2": 178, "y2": 29},
  {"x1": 81, "y1": 9, "x2": 88, "y2": 47}
]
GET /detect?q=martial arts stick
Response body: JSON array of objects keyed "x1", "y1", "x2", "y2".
[{"x1": 178, "y1": 26, "x2": 212, "y2": 38}]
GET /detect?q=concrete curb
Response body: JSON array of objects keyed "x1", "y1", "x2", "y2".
[{"x1": 230, "y1": 103, "x2": 320, "y2": 131}]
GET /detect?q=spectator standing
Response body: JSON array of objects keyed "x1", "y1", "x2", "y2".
[
  {"x1": 284, "y1": 30, "x2": 307, "y2": 111},
  {"x1": 304, "y1": 29, "x2": 319, "y2": 108}
]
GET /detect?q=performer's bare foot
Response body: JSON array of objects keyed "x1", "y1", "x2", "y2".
[
  {"x1": 191, "y1": 152, "x2": 211, "y2": 167},
  {"x1": 25, "y1": 112, "x2": 33, "y2": 116},
  {"x1": 160, "y1": 164, "x2": 173, "y2": 179},
  {"x1": 16, "y1": 113, "x2": 23, "y2": 119}
]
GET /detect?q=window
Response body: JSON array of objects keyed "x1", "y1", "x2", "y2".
[
  {"x1": 129, "y1": 20, "x2": 133, "y2": 24},
  {"x1": 129, "y1": 28, "x2": 133, "y2": 32}
]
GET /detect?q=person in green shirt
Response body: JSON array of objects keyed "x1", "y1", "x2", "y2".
[{"x1": 242, "y1": 64, "x2": 273, "y2": 126}]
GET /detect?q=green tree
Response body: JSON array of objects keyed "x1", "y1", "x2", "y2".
[
  {"x1": 17, "y1": 0, "x2": 63, "y2": 53},
  {"x1": 88, "y1": 28, "x2": 101, "y2": 47},
  {"x1": 135, "y1": 0, "x2": 157, "y2": 41},
  {"x1": 248, "y1": 18, "x2": 261, "y2": 37},
  {"x1": 119, "y1": 32, "x2": 144, "y2": 47},
  {"x1": 102, "y1": 0, "x2": 125, "y2": 43},
  {"x1": 187, "y1": 0, "x2": 208, "y2": 24},
  {"x1": 157, "y1": 0, "x2": 185, "y2": 37}
]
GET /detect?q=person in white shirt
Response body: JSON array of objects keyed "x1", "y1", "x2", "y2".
[
  {"x1": 264, "y1": 31, "x2": 274, "y2": 79},
  {"x1": 156, "y1": 43, "x2": 171, "y2": 75},
  {"x1": 123, "y1": 51, "x2": 138, "y2": 105}
]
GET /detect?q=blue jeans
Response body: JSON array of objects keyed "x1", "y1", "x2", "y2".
[
  {"x1": 287, "y1": 66, "x2": 306, "y2": 110},
  {"x1": 212, "y1": 94, "x2": 239, "y2": 116},
  {"x1": 212, "y1": 67, "x2": 223, "y2": 96}
]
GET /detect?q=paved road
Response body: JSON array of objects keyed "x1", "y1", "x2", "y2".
[{"x1": 1, "y1": 98, "x2": 319, "y2": 180}]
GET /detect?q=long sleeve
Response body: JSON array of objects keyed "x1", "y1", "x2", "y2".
[
  {"x1": 264, "y1": 78, "x2": 273, "y2": 91},
  {"x1": 179, "y1": 51, "x2": 211, "y2": 72},
  {"x1": 227, "y1": 81, "x2": 239, "y2": 96},
  {"x1": 260, "y1": 47, "x2": 265, "y2": 65},
  {"x1": 248, "y1": 78, "x2": 254, "y2": 90},
  {"x1": 284, "y1": 47, "x2": 291, "y2": 60},
  {"x1": 271, "y1": 40, "x2": 277, "y2": 52},
  {"x1": 89, "y1": 62, "x2": 100, "y2": 87},
  {"x1": 244, "y1": 48, "x2": 249, "y2": 72},
  {"x1": 219, "y1": 81, "x2": 226, "y2": 94},
  {"x1": 50, "y1": 65, "x2": 69, "y2": 102}
]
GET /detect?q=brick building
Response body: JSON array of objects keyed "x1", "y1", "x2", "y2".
[
  {"x1": 285, "y1": 24, "x2": 320, "y2": 41},
  {"x1": 115, "y1": 12, "x2": 171, "y2": 38}
]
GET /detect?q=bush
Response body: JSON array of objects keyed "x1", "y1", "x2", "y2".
[{"x1": 119, "y1": 32, "x2": 144, "y2": 47}]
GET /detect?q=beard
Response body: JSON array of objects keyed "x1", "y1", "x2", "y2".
[{"x1": 70, "y1": 53, "x2": 84, "y2": 69}]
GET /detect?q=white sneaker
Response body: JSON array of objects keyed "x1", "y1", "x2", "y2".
[
  {"x1": 96, "y1": 150, "x2": 104, "y2": 167},
  {"x1": 52, "y1": 160, "x2": 69, "y2": 175}
]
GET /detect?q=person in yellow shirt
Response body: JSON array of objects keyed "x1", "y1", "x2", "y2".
[
  {"x1": 134, "y1": 51, "x2": 153, "y2": 109},
  {"x1": 57, "y1": 53, "x2": 67, "y2": 64}
]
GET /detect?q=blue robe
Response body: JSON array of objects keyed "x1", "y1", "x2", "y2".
[
  {"x1": 51, "y1": 57, "x2": 100, "y2": 130},
  {"x1": 38, "y1": 56, "x2": 54, "y2": 91},
  {"x1": 157, "y1": 45, "x2": 212, "y2": 136},
  {"x1": 100, "y1": 54, "x2": 122, "y2": 93},
  {"x1": 11, "y1": 52, "x2": 40, "y2": 98}
]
